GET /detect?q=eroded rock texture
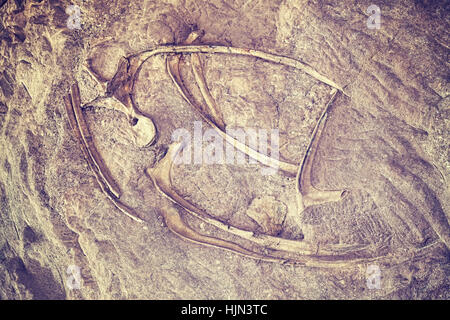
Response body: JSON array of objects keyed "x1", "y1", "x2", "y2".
[{"x1": 0, "y1": 0, "x2": 449, "y2": 299}]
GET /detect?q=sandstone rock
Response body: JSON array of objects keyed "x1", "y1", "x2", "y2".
[{"x1": 0, "y1": 0, "x2": 448, "y2": 299}]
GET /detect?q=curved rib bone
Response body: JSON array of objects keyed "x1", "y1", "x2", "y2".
[
  {"x1": 296, "y1": 89, "x2": 348, "y2": 211},
  {"x1": 146, "y1": 142, "x2": 372, "y2": 261},
  {"x1": 81, "y1": 95, "x2": 156, "y2": 148},
  {"x1": 190, "y1": 53, "x2": 225, "y2": 130},
  {"x1": 160, "y1": 205, "x2": 282, "y2": 263},
  {"x1": 147, "y1": 148, "x2": 441, "y2": 266},
  {"x1": 166, "y1": 51, "x2": 299, "y2": 176},
  {"x1": 64, "y1": 82, "x2": 144, "y2": 223},
  {"x1": 68, "y1": 83, "x2": 121, "y2": 198},
  {"x1": 167, "y1": 30, "x2": 225, "y2": 129},
  {"x1": 133, "y1": 45, "x2": 345, "y2": 93}
]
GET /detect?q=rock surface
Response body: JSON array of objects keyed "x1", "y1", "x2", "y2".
[{"x1": 0, "y1": 0, "x2": 449, "y2": 299}]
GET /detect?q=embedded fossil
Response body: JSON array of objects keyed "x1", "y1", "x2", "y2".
[
  {"x1": 63, "y1": 31, "x2": 444, "y2": 267},
  {"x1": 296, "y1": 88, "x2": 348, "y2": 211},
  {"x1": 159, "y1": 204, "x2": 282, "y2": 263},
  {"x1": 145, "y1": 141, "x2": 377, "y2": 267},
  {"x1": 163, "y1": 32, "x2": 347, "y2": 212},
  {"x1": 83, "y1": 94, "x2": 157, "y2": 148},
  {"x1": 63, "y1": 83, "x2": 144, "y2": 223},
  {"x1": 165, "y1": 42, "x2": 300, "y2": 175},
  {"x1": 82, "y1": 55, "x2": 157, "y2": 148}
]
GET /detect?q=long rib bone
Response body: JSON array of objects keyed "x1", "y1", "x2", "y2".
[
  {"x1": 133, "y1": 45, "x2": 345, "y2": 92},
  {"x1": 146, "y1": 142, "x2": 371, "y2": 261},
  {"x1": 296, "y1": 89, "x2": 348, "y2": 211},
  {"x1": 165, "y1": 32, "x2": 346, "y2": 207},
  {"x1": 160, "y1": 205, "x2": 283, "y2": 263},
  {"x1": 66, "y1": 83, "x2": 120, "y2": 198},
  {"x1": 190, "y1": 53, "x2": 225, "y2": 129},
  {"x1": 64, "y1": 82, "x2": 144, "y2": 223},
  {"x1": 166, "y1": 47, "x2": 299, "y2": 175}
]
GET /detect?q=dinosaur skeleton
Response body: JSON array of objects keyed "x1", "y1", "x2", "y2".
[{"x1": 64, "y1": 31, "x2": 440, "y2": 266}]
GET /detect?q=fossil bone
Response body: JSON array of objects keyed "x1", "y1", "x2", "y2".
[
  {"x1": 82, "y1": 61, "x2": 157, "y2": 148},
  {"x1": 190, "y1": 53, "x2": 225, "y2": 129},
  {"x1": 67, "y1": 83, "x2": 121, "y2": 198},
  {"x1": 64, "y1": 82, "x2": 144, "y2": 223},
  {"x1": 145, "y1": 141, "x2": 376, "y2": 266},
  {"x1": 160, "y1": 205, "x2": 283, "y2": 263},
  {"x1": 165, "y1": 38, "x2": 347, "y2": 209},
  {"x1": 64, "y1": 33, "x2": 444, "y2": 266},
  {"x1": 100, "y1": 56, "x2": 157, "y2": 148},
  {"x1": 296, "y1": 89, "x2": 348, "y2": 211},
  {"x1": 166, "y1": 47, "x2": 299, "y2": 175}
]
